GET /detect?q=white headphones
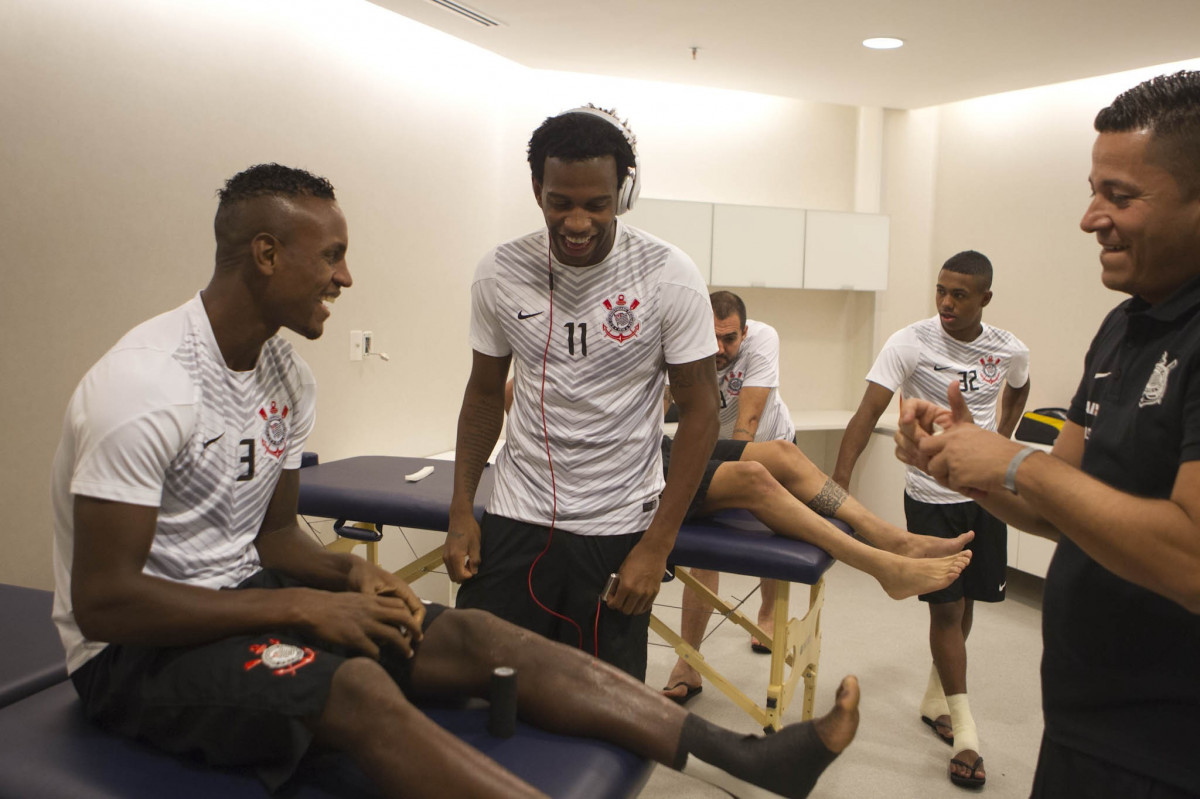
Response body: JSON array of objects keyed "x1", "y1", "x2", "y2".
[{"x1": 565, "y1": 105, "x2": 641, "y2": 214}]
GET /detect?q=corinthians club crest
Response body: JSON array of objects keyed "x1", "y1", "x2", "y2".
[
  {"x1": 602, "y1": 294, "x2": 641, "y2": 343},
  {"x1": 244, "y1": 639, "x2": 316, "y2": 676},
  {"x1": 258, "y1": 400, "x2": 289, "y2": 459},
  {"x1": 979, "y1": 355, "x2": 1003, "y2": 385},
  {"x1": 1139, "y1": 351, "x2": 1178, "y2": 408}
]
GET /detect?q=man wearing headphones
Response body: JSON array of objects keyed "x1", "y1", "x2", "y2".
[
  {"x1": 445, "y1": 106, "x2": 721, "y2": 680},
  {"x1": 54, "y1": 162, "x2": 859, "y2": 799}
]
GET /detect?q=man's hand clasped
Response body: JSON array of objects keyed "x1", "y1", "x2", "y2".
[{"x1": 894, "y1": 383, "x2": 1027, "y2": 500}]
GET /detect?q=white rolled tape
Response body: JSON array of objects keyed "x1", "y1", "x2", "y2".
[{"x1": 404, "y1": 465, "x2": 435, "y2": 482}]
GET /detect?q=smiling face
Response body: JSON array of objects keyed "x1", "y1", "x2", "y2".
[
  {"x1": 265, "y1": 196, "x2": 351, "y2": 339},
  {"x1": 1080, "y1": 130, "x2": 1200, "y2": 304},
  {"x1": 533, "y1": 156, "x2": 619, "y2": 267},
  {"x1": 935, "y1": 269, "x2": 991, "y2": 342},
  {"x1": 713, "y1": 313, "x2": 747, "y2": 370}
]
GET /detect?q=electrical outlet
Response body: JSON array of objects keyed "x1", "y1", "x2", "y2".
[
  {"x1": 362, "y1": 331, "x2": 373, "y2": 357},
  {"x1": 350, "y1": 330, "x2": 364, "y2": 361}
]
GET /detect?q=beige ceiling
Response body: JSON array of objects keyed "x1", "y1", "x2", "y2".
[{"x1": 367, "y1": 0, "x2": 1200, "y2": 109}]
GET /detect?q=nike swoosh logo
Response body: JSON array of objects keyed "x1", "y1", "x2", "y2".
[
  {"x1": 933, "y1": 365, "x2": 953, "y2": 371},
  {"x1": 999, "y1": 582, "x2": 1006, "y2": 591},
  {"x1": 202, "y1": 433, "x2": 224, "y2": 450},
  {"x1": 517, "y1": 310, "x2": 544, "y2": 320},
  {"x1": 1094, "y1": 372, "x2": 1112, "y2": 379}
]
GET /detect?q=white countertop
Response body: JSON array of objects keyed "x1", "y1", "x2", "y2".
[{"x1": 663, "y1": 409, "x2": 856, "y2": 438}]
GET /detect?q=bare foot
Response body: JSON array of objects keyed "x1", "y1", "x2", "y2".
[
  {"x1": 751, "y1": 609, "x2": 775, "y2": 652},
  {"x1": 813, "y1": 675, "x2": 860, "y2": 755},
  {"x1": 875, "y1": 551, "x2": 972, "y2": 599},
  {"x1": 897, "y1": 530, "x2": 975, "y2": 559},
  {"x1": 662, "y1": 659, "x2": 702, "y2": 700}
]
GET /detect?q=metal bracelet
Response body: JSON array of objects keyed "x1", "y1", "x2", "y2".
[{"x1": 1003, "y1": 445, "x2": 1039, "y2": 495}]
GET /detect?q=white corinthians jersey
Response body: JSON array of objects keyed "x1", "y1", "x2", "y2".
[
  {"x1": 717, "y1": 319, "x2": 794, "y2": 442},
  {"x1": 867, "y1": 316, "x2": 1029, "y2": 504},
  {"x1": 471, "y1": 220, "x2": 715, "y2": 535},
  {"x1": 51, "y1": 294, "x2": 316, "y2": 671}
]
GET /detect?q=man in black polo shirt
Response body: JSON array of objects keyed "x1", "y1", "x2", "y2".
[{"x1": 893, "y1": 71, "x2": 1200, "y2": 797}]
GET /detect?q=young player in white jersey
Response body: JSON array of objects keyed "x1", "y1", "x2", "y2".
[
  {"x1": 660, "y1": 292, "x2": 973, "y2": 704},
  {"x1": 445, "y1": 106, "x2": 722, "y2": 680},
  {"x1": 835, "y1": 250, "x2": 1031, "y2": 788},
  {"x1": 51, "y1": 163, "x2": 861, "y2": 799}
]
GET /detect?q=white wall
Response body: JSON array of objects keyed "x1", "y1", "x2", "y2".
[
  {"x1": 0, "y1": 0, "x2": 863, "y2": 588},
  {"x1": 6, "y1": 0, "x2": 1196, "y2": 589}
]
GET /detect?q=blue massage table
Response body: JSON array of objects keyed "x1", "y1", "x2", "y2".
[
  {"x1": 0, "y1": 581, "x2": 649, "y2": 797},
  {"x1": 297, "y1": 455, "x2": 844, "y2": 732},
  {"x1": 0, "y1": 583, "x2": 66, "y2": 709}
]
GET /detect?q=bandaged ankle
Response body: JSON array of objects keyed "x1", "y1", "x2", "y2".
[
  {"x1": 946, "y1": 693, "x2": 979, "y2": 754},
  {"x1": 920, "y1": 663, "x2": 949, "y2": 720},
  {"x1": 673, "y1": 713, "x2": 838, "y2": 799}
]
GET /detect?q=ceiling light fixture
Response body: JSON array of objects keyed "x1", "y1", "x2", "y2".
[
  {"x1": 862, "y1": 37, "x2": 904, "y2": 50},
  {"x1": 426, "y1": 0, "x2": 502, "y2": 27}
]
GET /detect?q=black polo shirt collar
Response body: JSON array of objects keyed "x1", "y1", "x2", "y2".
[{"x1": 1124, "y1": 272, "x2": 1200, "y2": 323}]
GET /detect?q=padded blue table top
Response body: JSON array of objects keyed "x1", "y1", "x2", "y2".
[
  {"x1": 298, "y1": 456, "x2": 840, "y2": 585},
  {"x1": 0, "y1": 584, "x2": 66, "y2": 708},
  {"x1": 0, "y1": 682, "x2": 650, "y2": 799}
]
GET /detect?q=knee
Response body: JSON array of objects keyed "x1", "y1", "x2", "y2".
[
  {"x1": 764, "y1": 440, "x2": 814, "y2": 483},
  {"x1": 727, "y1": 460, "x2": 777, "y2": 500},
  {"x1": 326, "y1": 657, "x2": 415, "y2": 726},
  {"x1": 929, "y1": 602, "x2": 964, "y2": 629},
  {"x1": 428, "y1": 607, "x2": 519, "y2": 663}
]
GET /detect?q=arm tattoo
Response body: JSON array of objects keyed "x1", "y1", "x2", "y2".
[{"x1": 806, "y1": 478, "x2": 848, "y2": 517}]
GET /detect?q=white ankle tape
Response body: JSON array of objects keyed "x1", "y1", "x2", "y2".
[
  {"x1": 946, "y1": 694, "x2": 979, "y2": 753},
  {"x1": 920, "y1": 664, "x2": 949, "y2": 719}
]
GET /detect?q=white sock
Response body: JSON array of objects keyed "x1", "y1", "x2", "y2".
[
  {"x1": 946, "y1": 693, "x2": 980, "y2": 754},
  {"x1": 920, "y1": 664, "x2": 949, "y2": 720}
]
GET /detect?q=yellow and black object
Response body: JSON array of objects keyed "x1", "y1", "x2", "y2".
[{"x1": 1015, "y1": 407, "x2": 1067, "y2": 445}]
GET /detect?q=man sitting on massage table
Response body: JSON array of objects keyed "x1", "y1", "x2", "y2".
[
  {"x1": 660, "y1": 292, "x2": 973, "y2": 703},
  {"x1": 50, "y1": 163, "x2": 859, "y2": 799}
]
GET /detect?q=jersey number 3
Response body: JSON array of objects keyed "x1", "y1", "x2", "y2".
[{"x1": 238, "y1": 439, "x2": 255, "y2": 482}]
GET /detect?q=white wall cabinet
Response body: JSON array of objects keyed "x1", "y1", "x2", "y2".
[
  {"x1": 803, "y1": 210, "x2": 890, "y2": 291},
  {"x1": 711, "y1": 204, "x2": 807, "y2": 288},
  {"x1": 628, "y1": 198, "x2": 888, "y2": 291},
  {"x1": 622, "y1": 198, "x2": 713, "y2": 280}
]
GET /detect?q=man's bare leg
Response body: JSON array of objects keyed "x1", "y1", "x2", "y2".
[
  {"x1": 743, "y1": 440, "x2": 973, "y2": 558},
  {"x1": 704, "y1": 460, "x2": 971, "y2": 599},
  {"x1": 663, "y1": 568, "x2": 718, "y2": 701},
  {"x1": 409, "y1": 609, "x2": 859, "y2": 799},
  {"x1": 314, "y1": 657, "x2": 549, "y2": 799},
  {"x1": 753, "y1": 578, "x2": 778, "y2": 651},
  {"x1": 930, "y1": 598, "x2": 985, "y2": 784}
]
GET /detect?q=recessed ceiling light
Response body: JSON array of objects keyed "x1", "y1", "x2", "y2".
[{"x1": 863, "y1": 37, "x2": 904, "y2": 50}]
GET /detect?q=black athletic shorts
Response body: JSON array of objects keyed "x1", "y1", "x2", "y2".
[
  {"x1": 904, "y1": 492, "x2": 1007, "y2": 604},
  {"x1": 70, "y1": 569, "x2": 447, "y2": 792},
  {"x1": 455, "y1": 513, "x2": 650, "y2": 680},
  {"x1": 660, "y1": 435, "x2": 749, "y2": 521}
]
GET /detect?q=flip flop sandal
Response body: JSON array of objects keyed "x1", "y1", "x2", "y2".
[
  {"x1": 921, "y1": 714, "x2": 954, "y2": 746},
  {"x1": 662, "y1": 681, "x2": 703, "y2": 705},
  {"x1": 949, "y1": 756, "x2": 985, "y2": 788}
]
